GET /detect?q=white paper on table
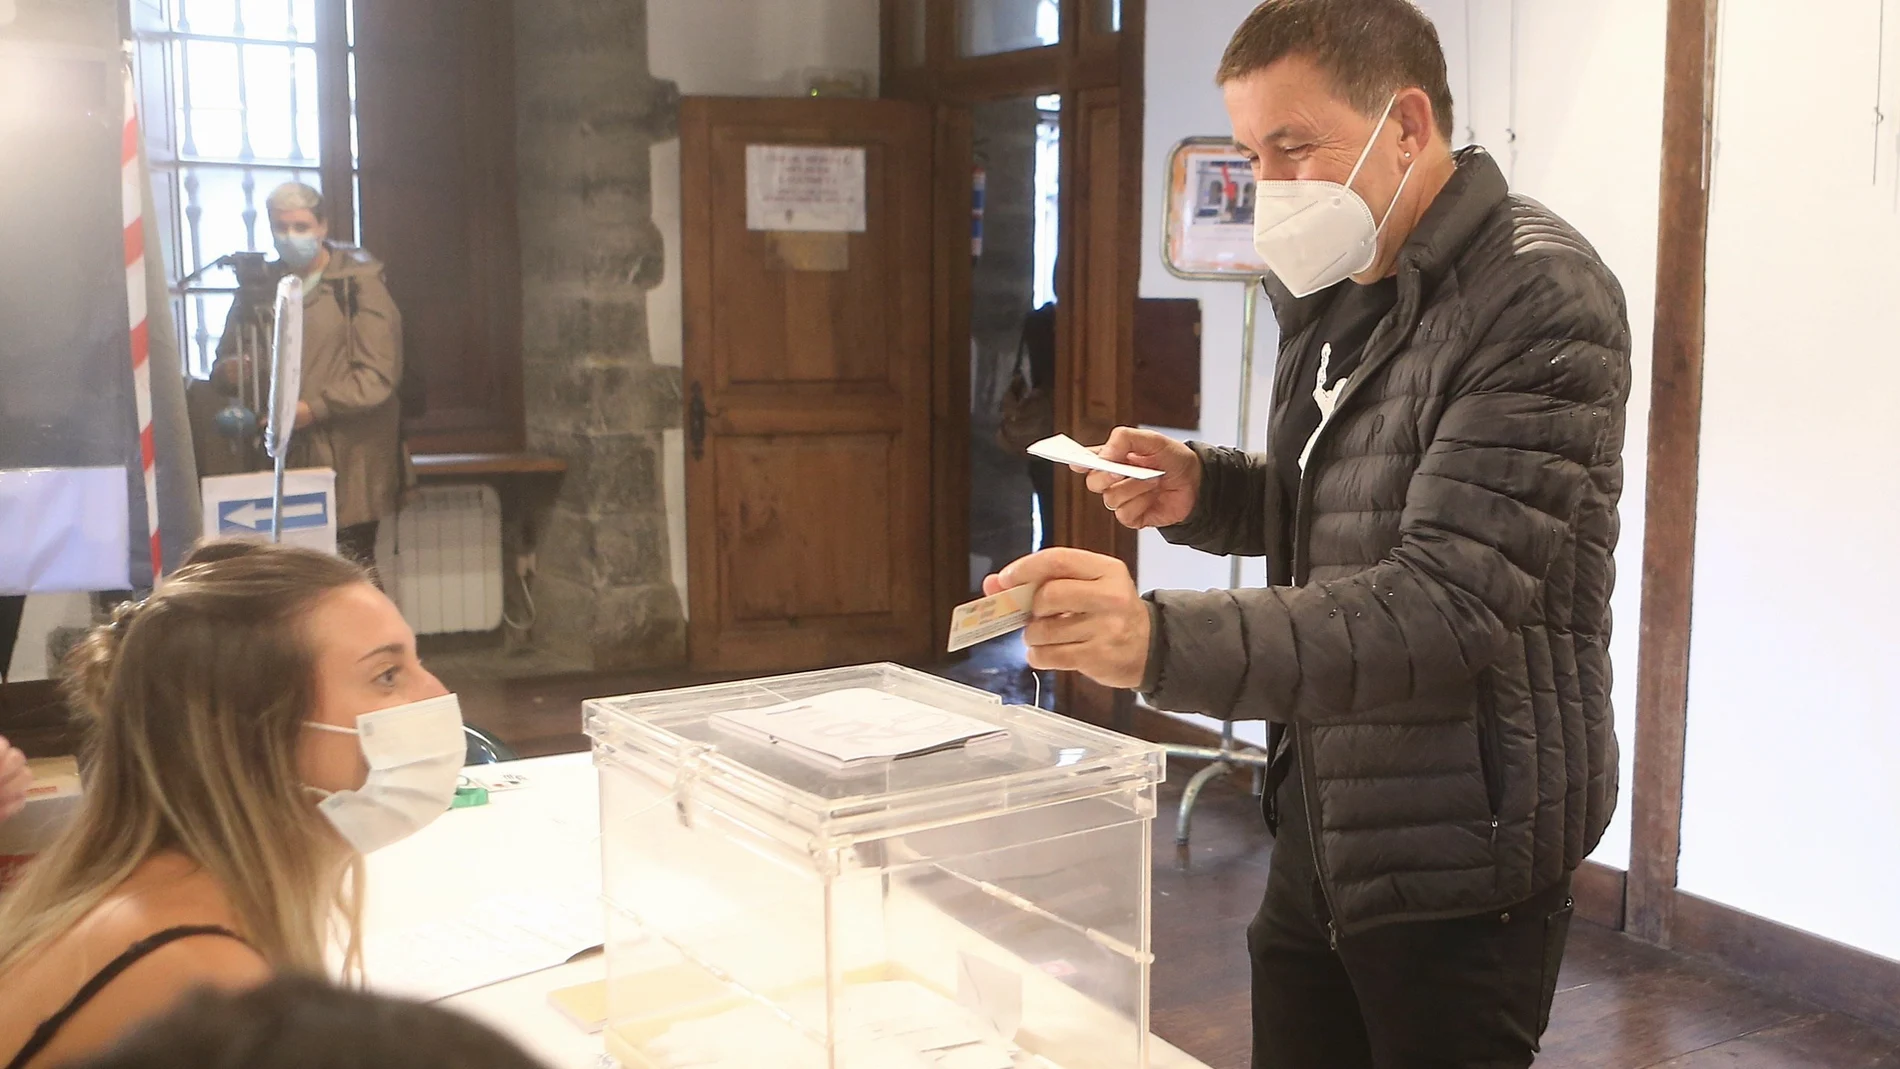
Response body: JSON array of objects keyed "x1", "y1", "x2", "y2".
[
  {"x1": 362, "y1": 888, "x2": 605, "y2": 1003},
  {"x1": 709, "y1": 689, "x2": 1006, "y2": 770},
  {"x1": 1025, "y1": 435, "x2": 1163, "y2": 481}
]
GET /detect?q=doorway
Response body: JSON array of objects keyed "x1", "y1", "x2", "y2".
[
  {"x1": 954, "y1": 93, "x2": 1063, "y2": 707},
  {"x1": 967, "y1": 93, "x2": 1062, "y2": 594}
]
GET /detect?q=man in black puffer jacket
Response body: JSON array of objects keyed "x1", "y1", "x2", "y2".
[{"x1": 979, "y1": 2, "x2": 1629, "y2": 1066}]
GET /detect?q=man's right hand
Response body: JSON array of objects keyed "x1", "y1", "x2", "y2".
[{"x1": 1078, "y1": 427, "x2": 1202, "y2": 530}]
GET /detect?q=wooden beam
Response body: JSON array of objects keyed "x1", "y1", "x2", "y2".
[
  {"x1": 1628, "y1": 0, "x2": 1720, "y2": 947},
  {"x1": 313, "y1": 0, "x2": 355, "y2": 243}
]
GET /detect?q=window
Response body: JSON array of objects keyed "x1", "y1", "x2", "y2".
[
  {"x1": 1032, "y1": 94, "x2": 1061, "y2": 311},
  {"x1": 960, "y1": 0, "x2": 1061, "y2": 58},
  {"x1": 136, "y1": 0, "x2": 359, "y2": 377}
]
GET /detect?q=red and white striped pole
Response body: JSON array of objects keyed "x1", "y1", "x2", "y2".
[{"x1": 121, "y1": 68, "x2": 161, "y2": 584}]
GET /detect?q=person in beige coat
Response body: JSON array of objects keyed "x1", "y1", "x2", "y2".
[{"x1": 211, "y1": 182, "x2": 409, "y2": 567}]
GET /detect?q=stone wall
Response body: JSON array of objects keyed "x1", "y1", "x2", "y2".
[{"x1": 515, "y1": 0, "x2": 686, "y2": 670}]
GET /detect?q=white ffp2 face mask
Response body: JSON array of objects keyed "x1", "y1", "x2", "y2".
[
  {"x1": 274, "y1": 234, "x2": 322, "y2": 272},
  {"x1": 1251, "y1": 95, "x2": 1418, "y2": 299},
  {"x1": 305, "y1": 693, "x2": 465, "y2": 854}
]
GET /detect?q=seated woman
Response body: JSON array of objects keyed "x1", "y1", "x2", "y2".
[{"x1": 0, "y1": 541, "x2": 465, "y2": 1069}]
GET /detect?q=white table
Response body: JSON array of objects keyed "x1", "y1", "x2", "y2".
[{"x1": 358, "y1": 753, "x2": 1210, "y2": 1069}]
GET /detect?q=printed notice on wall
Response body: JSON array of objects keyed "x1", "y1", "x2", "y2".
[{"x1": 746, "y1": 145, "x2": 867, "y2": 233}]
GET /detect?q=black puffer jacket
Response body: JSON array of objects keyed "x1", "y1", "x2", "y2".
[{"x1": 1145, "y1": 148, "x2": 1629, "y2": 933}]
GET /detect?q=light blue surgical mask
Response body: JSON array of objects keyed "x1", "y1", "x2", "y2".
[{"x1": 274, "y1": 233, "x2": 323, "y2": 272}]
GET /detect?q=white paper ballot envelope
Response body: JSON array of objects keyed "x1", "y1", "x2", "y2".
[{"x1": 1026, "y1": 435, "x2": 1164, "y2": 481}]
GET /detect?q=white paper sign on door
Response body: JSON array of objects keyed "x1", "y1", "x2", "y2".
[{"x1": 746, "y1": 145, "x2": 867, "y2": 233}]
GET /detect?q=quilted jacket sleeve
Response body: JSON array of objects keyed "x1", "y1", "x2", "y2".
[
  {"x1": 1144, "y1": 255, "x2": 1630, "y2": 723},
  {"x1": 1157, "y1": 442, "x2": 1280, "y2": 559}
]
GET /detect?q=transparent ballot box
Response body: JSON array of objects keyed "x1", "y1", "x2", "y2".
[{"x1": 584, "y1": 663, "x2": 1166, "y2": 1069}]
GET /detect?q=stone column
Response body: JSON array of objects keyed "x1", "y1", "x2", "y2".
[{"x1": 516, "y1": 0, "x2": 686, "y2": 670}]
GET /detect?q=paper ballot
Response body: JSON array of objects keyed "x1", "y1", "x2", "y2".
[
  {"x1": 1026, "y1": 435, "x2": 1163, "y2": 481},
  {"x1": 710, "y1": 689, "x2": 1007, "y2": 770}
]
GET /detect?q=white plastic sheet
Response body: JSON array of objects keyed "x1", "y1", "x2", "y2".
[
  {"x1": 266, "y1": 273, "x2": 303, "y2": 462},
  {"x1": 0, "y1": 467, "x2": 131, "y2": 594}
]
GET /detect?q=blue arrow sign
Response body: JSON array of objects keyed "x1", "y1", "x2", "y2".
[{"x1": 218, "y1": 492, "x2": 328, "y2": 534}]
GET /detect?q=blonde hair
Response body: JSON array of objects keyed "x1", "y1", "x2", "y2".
[
  {"x1": 0, "y1": 541, "x2": 373, "y2": 978},
  {"x1": 265, "y1": 181, "x2": 326, "y2": 224}
]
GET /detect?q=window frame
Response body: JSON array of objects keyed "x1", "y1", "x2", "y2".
[{"x1": 132, "y1": 0, "x2": 359, "y2": 378}]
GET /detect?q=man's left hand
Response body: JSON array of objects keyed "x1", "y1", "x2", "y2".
[
  {"x1": 983, "y1": 549, "x2": 1151, "y2": 690},
  {"x1": 294, "y1": 401, "x2": 314, "y2": 430}
]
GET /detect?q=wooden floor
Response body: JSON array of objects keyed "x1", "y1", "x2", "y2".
[{"x1": 449, "y1": 665, "x2": 1900, "y2": 1069}]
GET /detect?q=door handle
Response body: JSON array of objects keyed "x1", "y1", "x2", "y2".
[{"x1": 689, "y1": 381, "x2": 707, "y2": 461}]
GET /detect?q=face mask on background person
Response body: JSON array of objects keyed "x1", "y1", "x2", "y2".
[
  {"x1": 304, "y1": 693, "x2": 465, "y2": 854},
  {"x1": 1251, "y1": 94, "x2": 1417, "y2": 298},
  {"x1": 274, "y1": 233, "x2": 322, "y2": 273}
]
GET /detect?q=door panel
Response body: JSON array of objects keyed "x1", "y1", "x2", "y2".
[
  {"x1": 716, "y1": 435, "x2": 896, "y2": 623},
  {"x1": 1057, "y1": 87, "x2": 1140, "y2": 727},
  {"x1": 683, "y1": 98, "x2": 937, "y2": 673}
]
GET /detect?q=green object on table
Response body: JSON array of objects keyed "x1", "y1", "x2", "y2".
[{"x1": 452, "y1": 784, "x2": 490, "y2": 809}]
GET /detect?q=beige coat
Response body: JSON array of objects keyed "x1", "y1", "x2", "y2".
[{"x1": 214, "y1": 245, "x2": 409, "y2": 529}]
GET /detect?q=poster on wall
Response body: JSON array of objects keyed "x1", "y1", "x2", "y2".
[
  {"x1": 746, "y1": 145, "x2": 867, "y2": 233},
  {"x1": 1162, "y1": 138, "x2": 1269, "y2": 280}
]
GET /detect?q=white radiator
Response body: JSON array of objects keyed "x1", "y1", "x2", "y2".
[{"x1": 374, "y1": 485, "x2": 505, "y2": 635}]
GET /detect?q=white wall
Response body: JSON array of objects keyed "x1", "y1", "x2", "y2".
[
  {"x1": 645, "y1": 0, "x2": 882, "y2": 616},
  {"x1": 1135, "y1": 0, "x2": 1286, "y2": 750},
  {"x1": 1137, "y1": 0, "x2": 1665, "y2": 854},
  {"x1": 1421, "y1": 0, "x2": 1666, "y2": 871},
  {"x1": 1675, "y1": 0, "x2": 1900, "y2": 963}
]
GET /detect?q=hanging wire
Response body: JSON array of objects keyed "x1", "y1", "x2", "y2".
[
  {"x1": 501, "y1": 566, "x2": 537, "y2": 632},
  {"x1": 1463, "y1": 0, "x2": 1477, "y2": 147},
  {"x1": 1506, "y1": 0, "x2": 1521, "y2": 182},
  {"x1": 1878, "y1": 0, "x2": 1890, "y2": 184},
  {"x1": 1706, "y1": 0, "x2": 1729, "y2": 197}
]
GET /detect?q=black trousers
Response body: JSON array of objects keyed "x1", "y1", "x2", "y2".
[{"x1": 1250, "y1": 830, "x2": 1574, "y2": 1069}]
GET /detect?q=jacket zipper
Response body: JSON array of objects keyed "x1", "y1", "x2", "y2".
[
  {"x1": 1289, "y1": 335, "x2": 1346, "y2": 950},
  {"x1": 1296, "y1": 727, "x2": 1343, "y2": 950},
  {"x1": 1286, "y1": 277, "x2": 1420, "y2": 946},
  {"x1": 1474, "y1": 684, "x2": 1504, "y2": 843}
]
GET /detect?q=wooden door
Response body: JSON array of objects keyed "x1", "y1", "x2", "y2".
[
  {"x1": 1056, "y1": 87, "x2": 1141, "y2": 727},
  {"x1": 682, "y1": 98, "x2": 938, "y2": 673}
]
